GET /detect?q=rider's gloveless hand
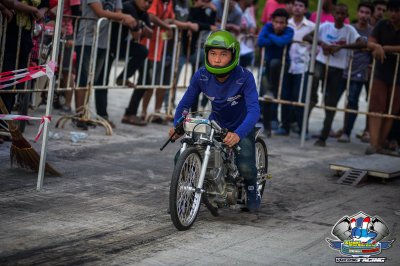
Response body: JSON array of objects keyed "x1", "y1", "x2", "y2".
[
  {"x1": 169, "y1": 127, "x2": 182, "y2": 141},
  {"x1": 223, "y1": 132, "x2": 240, "y2": 147}
]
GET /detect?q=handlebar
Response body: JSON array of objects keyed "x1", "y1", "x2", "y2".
[{"x1": 210, "y1": 120, "x2": 241, "y2": 153}]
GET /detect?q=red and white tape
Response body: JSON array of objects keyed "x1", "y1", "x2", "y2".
[
  {"x1": 0, "y1": 61, "x2": 56, "y2": 89},
  {"x1": 0, "y1": 114, "x2": 51, "y2": 142}
]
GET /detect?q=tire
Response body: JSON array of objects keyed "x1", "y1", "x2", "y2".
[
  {"x1": 169, "y1": 148, "x2": 203, "y2": 230},
  {"x1": 255, "y1": 137, "x2": 268, "y2": 197}
]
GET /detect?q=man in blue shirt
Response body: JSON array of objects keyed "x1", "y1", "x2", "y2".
[
  {"x1": 169, "y1": 30, "x2": 261, "y2": 211},
  {"x1": 258, "y1": 8, "x2": 294, "y2": 136}
]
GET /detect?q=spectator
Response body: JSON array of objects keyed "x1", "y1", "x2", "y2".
[
  {"x1": 48, "y1": 0, "x2": 81, "y2": 114},
  {"x1": 74, "y1": 0, "x2": 136, "y2": 129},
  {"x1": 275, "y1": 0, "x2": 314, "y2": 136},
  {"x1": 304, "y1": 3, "x2": 365, "y2": 147},
  {"x1": 258, "y1": 8, "x2": 294, "y2": 137},
  {"x1": 370, "y1": 0, "x2": 387, "y2": 27},
  {"x1": 106, "y1": 0, "x2": 153, "y2": 127},
  {"x1": 310, "y1": 0, "x2": 350, "y2": 24},
  {"x1": 139, "y1": 0, "x2": 194, "y2": 123},
  {"x1": 174, "y1": 0, "x2": 190, "y2": 22},
  {"x1": 261, "y1": 0, "x2": 286, "y2": 24},
  {"x1": 0, "y1": 0, "x2": 14, "y2": 21},
  {"x1": 238, "y1": 0, "x2": 257, "y2": 69},
  {"x1": 356, "y1": 0, "x2": 387, "y2": 142},
  {"x1": 179, "y1": 0, "x2": 217, "y2": 113},
  {"x1": 0, "y1": 1, "x2": 48, "y2": 113},
  {"x1": 212, "y1": 0, "x2": 242, "y2": 35},
  {"x1": 337, "y1": 2, "x2": 373, "y2": 143},
  {"x1": 0, "y1": 0, "x2": 41, "y2": 145},
  {"x1": 366, "y1": 0, "x2": 400, "y2": 155}
]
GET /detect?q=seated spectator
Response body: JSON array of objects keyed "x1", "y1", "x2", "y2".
[
  {"x1": 366, "y1": 0, "x2": 400, "y2": 155},
  {"x1": 258, "y1": 8, "x2": 294, "y2": 137}
]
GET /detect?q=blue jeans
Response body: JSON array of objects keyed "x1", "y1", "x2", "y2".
[
  {"x1": 262, "y1": 58, "x2": 287, "y2": 130},
  {"x1": 236, "y1": 128, "x2": 257, "y2": 186},
  {"x1": 281, "y1": 73, "x2": 308, "y2": 132},
  {"x1": 344, "y1": 81, "x2": 364, "y2": 136},
  {"x1": 240, "y1": 52, "x2": 254, "y2": 69}
]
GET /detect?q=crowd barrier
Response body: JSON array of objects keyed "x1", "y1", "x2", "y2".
[{"x1": 256, "y1": 43, "x2": 400, "y2": 121}]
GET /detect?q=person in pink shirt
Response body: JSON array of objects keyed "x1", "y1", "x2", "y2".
[
  {"x1": 261, "y1": 0, "x2": 286, "y2": 24},
  {"x1": 310, "y1": 0, "x2": 349, "y2": 24}
]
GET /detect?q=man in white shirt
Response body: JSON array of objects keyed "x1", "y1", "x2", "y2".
[
  {"x1": 304, "y1": 3, "x2": 365, "y2": 147},
  {"x1": 275, "y1": 0, "x2": 315, "y2": 136}
]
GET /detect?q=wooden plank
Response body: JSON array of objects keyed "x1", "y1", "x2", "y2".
[{"x1": 330, "y1": 154, "x2": 400, "y2": 179}]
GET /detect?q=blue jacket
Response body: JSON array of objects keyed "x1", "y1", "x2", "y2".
[
  {"x1": 174, "y1": 66, "x2": 260, "y2": 139},
  {"x1": 258, "y1": 23, "x2": 294, "y2": 63}
]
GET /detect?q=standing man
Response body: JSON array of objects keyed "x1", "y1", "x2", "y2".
[
  {"x1": 275, "y1": 0, "x2": 314, "y2": 136},
  {"x1": 258, "y1": 8, "x2": 294, "y2": 137},
  {"x1": 304, "y1": 3, "x2": 365, "y2": 147},
  {"x1": 338, "y1": 2, "x2": 374, "y2": 143},
  {"x1": 212, "y1": 0, "x2": 242, "y2": 35},
  {"x1": 366, "y1": 0, "x2": 400, "y2": 154},
  {"x1": 74, "y1": 0, "x2": 136, "y2": 129},
  {"x1": 370, "y1": 0, "x2": 387, "y2": 27}
]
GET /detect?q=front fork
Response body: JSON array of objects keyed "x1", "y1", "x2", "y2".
[{"x1": 188, "y1": 129, "x2": 216, "y2": 201}]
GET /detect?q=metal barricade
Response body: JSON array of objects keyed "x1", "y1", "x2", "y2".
[{"x1": 256, "y1": 40, "x2": 400, "y2": 144}]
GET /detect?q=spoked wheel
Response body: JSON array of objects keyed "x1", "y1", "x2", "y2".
[
  {"x1": 255, "y1": 137, "x2": 268, "y2": 197},
  {"x1": 169, "y1": 148, "x2": 203, "y2": 230}
]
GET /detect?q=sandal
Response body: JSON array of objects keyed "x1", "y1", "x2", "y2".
[
  {"x1": 151, "y1": 116, "x2": 166, "y2": 124},
  {"x1": 360, "y1": 131, "x2": 370, "y2": 143},
  {"x1": 116, "y1": 79, "x2": 136, "y2": 88},
  {"x1": 121, "y1": 115, "x2": 147, "y2": 126}
]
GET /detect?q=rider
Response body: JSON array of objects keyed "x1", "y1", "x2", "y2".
[{"x1": 169, "y1": 30, "x2": 261, "y2": 211}]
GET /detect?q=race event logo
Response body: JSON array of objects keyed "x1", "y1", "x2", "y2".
[{"x1": 326, "y1": 211, "x2": 394, "y2": 263}]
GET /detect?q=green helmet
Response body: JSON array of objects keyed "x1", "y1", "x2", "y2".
[{"x1": 204, "y1": 30, "x2": 240, "y2": 76}]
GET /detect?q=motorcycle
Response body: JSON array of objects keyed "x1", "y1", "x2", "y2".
[{"x1": 161, "y1": 113, "x2": 270, "y2": 231}]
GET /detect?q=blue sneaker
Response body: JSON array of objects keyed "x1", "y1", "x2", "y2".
[
  {"x1": 270, "y1": 120, "x2": 279, "y2": 130},
  {"x1": 273, "y1": 127, "x2": 289, "y2": 136},
  {"x1": 246, "y1": 185, "x2": 261, "y2": 211}
]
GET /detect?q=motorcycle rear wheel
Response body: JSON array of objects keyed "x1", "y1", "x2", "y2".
[
  {"x1": 169, "y1": 148, "x2": 203, "y2": 230},
  {"x1": 255, "y1": 137, "x2": 268, "y2": 197}
]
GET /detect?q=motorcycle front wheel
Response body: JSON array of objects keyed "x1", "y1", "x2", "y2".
[
  {"x1": 169, "y1": 147, "x2": 203, "y2": 230},
  {"x1": 255, "y1": 137, "x2": 268, "y2": 197}
]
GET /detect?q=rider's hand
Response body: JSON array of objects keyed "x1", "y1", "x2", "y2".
[
  {"x1": 223, "y1": 132, "x2": 240, "y2": 148},
  {"x1": 169, "y1": 127, "x2": 182, "y2": 141}
]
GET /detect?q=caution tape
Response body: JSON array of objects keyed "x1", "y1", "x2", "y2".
[
  {"x1": 0, "y1": 61, "x2": 56, "y2": 90},
  {"x1": 0, "y1": 114, "x2": 51, "y2": 142}
]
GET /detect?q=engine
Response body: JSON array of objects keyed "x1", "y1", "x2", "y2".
[{"x1": 204, "y1": 149, "x2": 239, "y2": 207}]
